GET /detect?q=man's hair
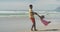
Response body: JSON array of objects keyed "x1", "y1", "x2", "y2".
[{"x1": 29, "y1": 4, "x2": 33, "y2": 9}]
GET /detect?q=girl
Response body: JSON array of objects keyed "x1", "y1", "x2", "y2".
[{"x1": 40, "y1": 15, "x2": 51, "y2": 26}]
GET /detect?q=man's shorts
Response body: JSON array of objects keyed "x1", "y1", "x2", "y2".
[{"x1": 30, "y1": 18, "x2": 35, "y2": 23}]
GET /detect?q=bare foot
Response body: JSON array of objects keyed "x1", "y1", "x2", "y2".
[
  {"x1": 34, "y1": 29, "x2": 38, "y2": 31},
  {"x1": 31, "y1": 29, "x2": 33, "y2": 31}
]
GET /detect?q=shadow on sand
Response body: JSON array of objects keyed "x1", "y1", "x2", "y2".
[{"x1": 40, "y1": 29, "x2": 60, "y2": 31}]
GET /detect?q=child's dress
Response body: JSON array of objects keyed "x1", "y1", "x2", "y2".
[{"x1": 41, "y1": 19, "x2": 50, "y2": 26}]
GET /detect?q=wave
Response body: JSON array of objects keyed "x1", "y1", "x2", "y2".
[
  {"x1": 0, "y1": 10, "x2": 60, "y2": 13},
  {"x1": 0, "y1": 11, "x2": 60, "y2": 18}
]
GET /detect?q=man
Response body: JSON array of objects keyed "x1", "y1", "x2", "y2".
[{"x1": 29, "y1": 4, "x2": 40, "y2": 31}]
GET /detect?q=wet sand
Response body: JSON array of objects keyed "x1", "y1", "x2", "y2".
[{"x1": 0, "y1": 16, "x2": 60, "y2": 32}]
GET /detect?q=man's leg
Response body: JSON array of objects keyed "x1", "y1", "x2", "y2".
[
  {"x1": 30, "y1": 18, "x2": 37, "y2": 31},
  {"x1": 31, "y1": 23, "x2": 34, "y2": 31},
  {"x1": 33, "y1": 22, "x2": 38, "y2": 31}
]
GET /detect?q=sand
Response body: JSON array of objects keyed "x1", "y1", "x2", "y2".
[{"x1": 0, "y1": 16, "x2": 60, "y2": 32}]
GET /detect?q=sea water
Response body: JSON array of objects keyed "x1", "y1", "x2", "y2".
[
  {"x1": 0, "y1": 10, "x2": 60, "y2": 23},
  {"x1": 0, "y1": 10, "x2": 60, "y2": 20}
]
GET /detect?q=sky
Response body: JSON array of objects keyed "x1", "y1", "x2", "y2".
[{"x1": 0, "y1": 0, "x2": 60, "y2": 10}]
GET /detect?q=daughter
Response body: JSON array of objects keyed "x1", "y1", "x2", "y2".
[
  {"x1": 40, "y1": 15, "x2": 51, "y2": 26},
  {"x1": 36, "y1": 13, "x2": 51, "y2": 26}
]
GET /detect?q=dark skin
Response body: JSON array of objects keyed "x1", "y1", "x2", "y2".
[
  {"x1": 29, "y1": 4, "x2": 51, "y2": 30},
  {"x1": 29, "y1": 4, "x2": 40, "y2": 31},
  {"x1": 31, "y1": 12, "x2": 38, "y2": 31}
]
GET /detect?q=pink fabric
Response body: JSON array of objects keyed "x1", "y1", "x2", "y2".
[{"x1": 41, "y1": 19, "x2": 49, "y2": 26}]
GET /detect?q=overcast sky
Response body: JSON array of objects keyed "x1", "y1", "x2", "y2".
[{"x1": 0, "y1": 0, "x2": 60, "y2": 10}]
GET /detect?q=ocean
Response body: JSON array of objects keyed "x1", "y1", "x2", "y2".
[{"x1": 0, "y1": 10, "x2": 60, "y2": 18}]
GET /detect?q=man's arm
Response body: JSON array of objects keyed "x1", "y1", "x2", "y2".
[
  {"x1": 30, "y1": 12, "x2": 40, "y2": 17},
  {"x1": 33, "y1": 12, "x2": 41, "y2": 17}
]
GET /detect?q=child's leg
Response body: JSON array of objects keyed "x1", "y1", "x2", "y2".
[
  {"x1": 48, "y1": 21, "x2": 51, "y2": 23},
  {"x1": 41, "y1": 19, "x2": 51, "y2": 26}
]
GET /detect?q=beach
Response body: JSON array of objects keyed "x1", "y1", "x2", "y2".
[
  {"x1": 0, "y1": 0, "x2": 60, "y2": 32},
  {"x1": 0, "y1": 15, "x2": 60, "y2": 32}
]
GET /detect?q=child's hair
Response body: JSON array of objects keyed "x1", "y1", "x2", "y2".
[
  {"x1": 40, "y1": 15, "x2": 45, "y2": 19},
  {"x1": 29, "y1": 4, "x2": 33, "y2": 9}
]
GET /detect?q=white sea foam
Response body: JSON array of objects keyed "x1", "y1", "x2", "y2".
[{"x1": 0, "y1": 11, "x2": 60, "y2": 19}]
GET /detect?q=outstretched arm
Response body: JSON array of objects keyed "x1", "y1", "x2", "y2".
[
  {"x1": 31, "y1": 12, "x2": 41, "y2": 17},
  {"x1": 34, "y1": 12, "x2": 41, "y2": 17}
]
